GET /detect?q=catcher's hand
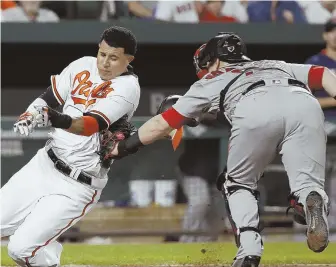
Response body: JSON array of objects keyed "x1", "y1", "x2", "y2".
[
  {"x1": 98, "y1": 115, "x2": 136, "y2": 167},
  {"x1": 13, "y1": 106, "x2": 45, "y2": 136}
]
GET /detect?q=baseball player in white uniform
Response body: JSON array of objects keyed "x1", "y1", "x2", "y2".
[
  {"x1": 0, "y1": 26, "x2": 140, "y2": 267},
  {"x1": 110, "y1": 33, "x2": 336, "y2": 267}
]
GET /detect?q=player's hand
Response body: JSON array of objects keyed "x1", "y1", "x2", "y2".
[
  {"x1": 35, "y1": 106, "x2": 72, "y2": 129},
  {"x1": 13, "y1": 111, "x2": 37, "y2": 136},
  {"x1": 34, "y1": 106, "x2": 51, "y2": 128}
]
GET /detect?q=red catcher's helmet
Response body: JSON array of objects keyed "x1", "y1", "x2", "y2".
[
  {"x1": 193, "y1": 43, "x2": 209, "y2": 79},
  {"x1": 193, "y1": 33, "x2": 251, "y2": 80}
]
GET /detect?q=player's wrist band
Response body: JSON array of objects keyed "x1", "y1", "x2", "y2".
[
  {"x1": 117, "y1": 131, "x2": 144, "y2": 158},
  {"x1": 53, "y1": 114, "x2": 72, "y2": 129}
]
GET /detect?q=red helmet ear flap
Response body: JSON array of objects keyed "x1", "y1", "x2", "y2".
[
  {"x1": 197, "y1": 69, "x2": 209, "y2": 79},
  {"x1": 193, "y1": 43, "x2": 208, "y2": 79}
]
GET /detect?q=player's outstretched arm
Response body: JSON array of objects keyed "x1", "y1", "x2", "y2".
[
  {"x1": 13, "y1": 84, "x2": 65, "y2": 136},
  {"x1": 36, "y1": 106, "x2": 100, "y2": 136},
  {"x1": 138, "y1": 114, "x2": 174, "y2": 145},
  {"x1": 111, "y1": 106, "x2": 195, "y2": 159},
  {"x1": 110, "y1": 113, "x2": 178, "y2": 159}
]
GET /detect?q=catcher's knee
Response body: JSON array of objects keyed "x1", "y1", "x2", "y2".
[
  {"x1": 217, "y1": 171, "x2": 263, "y2": 248},
  {"x1": 227, "y1": 186, "x2": 262, "y2": 248}
]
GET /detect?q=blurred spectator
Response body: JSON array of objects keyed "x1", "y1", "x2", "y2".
[
  {"x1": 100, "y1": 1, "x2": 130, "y2": 21},
  {"x1": 127, "y1": 1, "x2": 157, "y2": 19},
  {"x1": 154, "y1": 1, "x2": 202, "y2": 23},
  {"x1": 200, "y1": 0, "x2": 248, "y2": 23},
  {"x1": 178, "y1": 137, "x2": 224, "y2": 243},
  {"x1": 305, "y1": 18, "x2": 336, "y2": 235},
  {"x1": 1, "y1": 0, "x2": 16, "y2": 10},
  {"x1": 1, "y1": 1, "x2": 59, "y2": 22},
  {"x1": 248, "y1": 0, "x2": 306, "y2": 23},
  {"x1": 305, "y1": 18, "x2": 336, "y2": 132},
  {"x1": 299, "y1": 0, "x2": 336, "y2": 24}
]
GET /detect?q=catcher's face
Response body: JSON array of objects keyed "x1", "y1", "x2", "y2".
[{"x1": 97, "y1": 40, "x2": 134, "y2": 81}]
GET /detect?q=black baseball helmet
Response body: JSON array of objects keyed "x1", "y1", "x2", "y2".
[{"x1": 194, "y1": 32, "x2": 250, "y2": 73}]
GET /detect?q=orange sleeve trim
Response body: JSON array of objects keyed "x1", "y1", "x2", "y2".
[
  {"x1": 82, "y1": 116, "x2": 100, "y2": 136},
  {"x1": 161, "y1": 107, "x2": 188, "y2": 129},
  {"x1": 90, "y1": 110, "x2": 111, "y2": 126},
  {"x1": 51, "y1": 75, "x2": 65, "y2": 105},
  {"x1": 308, "y1": 66, "x2": 324, "y2": 90}
]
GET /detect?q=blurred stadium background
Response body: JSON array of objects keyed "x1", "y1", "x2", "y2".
[{"x1": 1, "y1": 0, "x2": 336, "y2": 247}]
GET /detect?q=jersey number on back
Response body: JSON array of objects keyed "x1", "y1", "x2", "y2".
[
  {"x1": 205, "y1": 68, "x2": 254, "y2": 79},
  {"x1": 71, "y1": 71, "x2": 114, "y2": 108}
]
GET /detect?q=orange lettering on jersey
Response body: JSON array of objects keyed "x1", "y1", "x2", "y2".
[
  {"x1": 71, "y1": 71, "x2": 92, "y2": 97},
  {"x1": 71, "y1": 96, "x2": 96, "y2": 107},
  {"x1": 71, "y1": 71, "x2": 114, "y2": 108},
  {"x1": 91, "y1": 81, "x2": 114, "y2": 99}
]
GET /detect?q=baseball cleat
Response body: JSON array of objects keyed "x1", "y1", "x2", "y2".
[
  {"x1": 306, "y1": 191, "x2": 329, "y2": 253},
  {"x1": 231, "y1": 256, "x2": 261, "y2": 267}
]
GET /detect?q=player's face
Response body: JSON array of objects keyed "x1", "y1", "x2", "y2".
[
  {"x1": 97, "y1": 40, "x2": 134, "y2": 81},
  {"x1": 324, "y1": 29, "x2": 336, "y2": 50}
]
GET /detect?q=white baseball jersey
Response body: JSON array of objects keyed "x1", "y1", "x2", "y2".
[
  {"x1": 154, "y1": 1, "x2": 200, "y2": 23},
  {"x1": 48, "y1": 56, "x2": 140, "y2": 178}
]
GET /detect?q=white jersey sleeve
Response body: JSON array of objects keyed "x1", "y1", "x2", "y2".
[
  {"x1": 50, "y1": 61, "x2": 77, "y2": 105},
  {"x1": 172, "y1": 81, "x2": 212, "y2": 119},
  {"x1": 86, "y1": 75, "x2": 140, "y2": 126}
]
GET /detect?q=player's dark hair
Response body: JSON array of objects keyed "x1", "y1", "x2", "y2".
[{"x1": 100, "y1": 26, "x2": 137, "y2": 56}]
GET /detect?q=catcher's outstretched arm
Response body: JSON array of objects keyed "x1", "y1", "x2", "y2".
[
  {"x1": 112, "y1": 107, "x2": 188, "y2": 158},
  {"x1": 138, "y1": 114, "x2": 174, "y2": 145}
]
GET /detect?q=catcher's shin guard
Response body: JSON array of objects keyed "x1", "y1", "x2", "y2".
[
  {"x1": 231, "y1": 256, "x2": 261, "y2": 267},
  {"x1": 216, "y1": 171, "x2": 263, "y2": 248},
  {"x1": 305, "y1": 191, "x2": 329, "y2": 253}
]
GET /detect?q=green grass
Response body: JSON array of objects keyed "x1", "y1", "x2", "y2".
[{"x1": 1, "y1": 242, "x2": 336, "y2": 266}]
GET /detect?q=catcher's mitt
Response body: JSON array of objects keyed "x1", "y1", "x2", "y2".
[{"x1": 98, "y1": 115, "x2": 136, "y2": 168}]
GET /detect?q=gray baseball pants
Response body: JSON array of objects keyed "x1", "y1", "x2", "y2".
[{"x1": 225, "y1": 84, "x2": 329, "y2": 259}]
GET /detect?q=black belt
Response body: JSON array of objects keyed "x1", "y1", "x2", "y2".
[
  {"x1": 47, "y1": 148, "x2": 92, "y2": 186},
  {"x1": 242, "y1": 79, "x2": 308, "y2": 96}
]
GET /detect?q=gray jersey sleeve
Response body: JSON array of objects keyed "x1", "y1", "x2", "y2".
[
  {"x1": 287, "y1": 63, "x2": 313, "y2": 84},
  {"x1": 172, "y1": 81, "x2": 212, "y2": 119}
]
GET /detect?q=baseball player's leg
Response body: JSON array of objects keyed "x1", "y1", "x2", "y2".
[
  {"x1": 223, "y1": 97, "x2": 285, "y2": 264},
  {"x1": 7, "y1": 191, "x2": 98, "y2": 267},
  {"x1": 280, "y1": 91, "x2": 329, "y2": 252},
  {"x1": 179, "y1": 175, "x2": 215, "y2": 242},
  {"x1": 221, "y1": 90, "x2": 287, "y2": 265},
  {"x1": 0, "y1": 153, "x2": 45, "y2": 237}
]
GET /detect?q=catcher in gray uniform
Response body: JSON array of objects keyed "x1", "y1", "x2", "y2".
[{"x1": 110, "y1": 32, "x2": 336, "y2": 267}]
